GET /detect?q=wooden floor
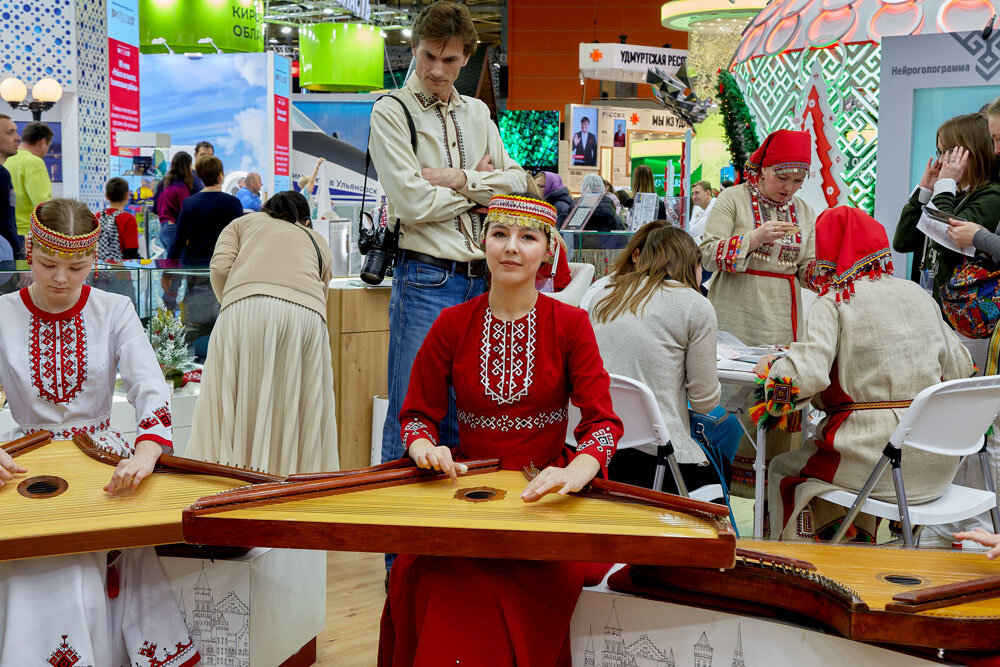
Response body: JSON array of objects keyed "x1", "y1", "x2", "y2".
[{"x1": 316, "y1": 551, "x2": 385, "y2": 665}]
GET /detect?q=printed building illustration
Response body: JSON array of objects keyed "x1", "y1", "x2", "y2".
[
  {"x1": 596, "y1": 600, "x2": 747, "y2": 667},
  {"x1": 178, "y1": 564, "x2": 251, "y2": 666}
]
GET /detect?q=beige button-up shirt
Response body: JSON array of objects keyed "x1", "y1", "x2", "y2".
[{"x1": 369, "y1": 75, "x2": 527, "y2": 262}]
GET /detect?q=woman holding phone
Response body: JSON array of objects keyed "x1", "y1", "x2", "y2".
[{"x1": 893, "y1": 113, "x2": 1000, "y2": 303}]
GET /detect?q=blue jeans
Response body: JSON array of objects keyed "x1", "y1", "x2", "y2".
[
  {"x1": 380, "y1": 257, "x2": 486, "y2": 570},
  {"x1": 158, "y1": 221, "x2": 177, "y2": 254}
]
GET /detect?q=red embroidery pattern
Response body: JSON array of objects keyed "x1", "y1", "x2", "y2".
[
  {"x1": 575, "y1": 426, "x2": 616, "y2": 468},
  {"x1": 139, "y1": 639, "x2": 199, "y2": 667},
  {"x1": 402, "y1": 420, "x2": 437, "y2": 447},
  {"x1": 154, "y1": 405, "x2": 172, "y2": 428},
  {"x1": 480, "y1": 308, "x2": 537, "y2": 405},
  {"x1": 715, "y1": 235, "x2": 744, "y2": 273},
  {"x1": 28, "y1": 418, "x2": 110, "y2": 439},
  {"x1": 48, "y1": 635, "x2": 81, "y2": 667},
  {"x1": 749, "y1": 187, "x2": 801, "y2": 263},
  {"x1": 30, "y1": 313, "x2": 87, "y2": 404},
  {"x1": 138, "y1": 417, "x2": 159, "y2": 431}
]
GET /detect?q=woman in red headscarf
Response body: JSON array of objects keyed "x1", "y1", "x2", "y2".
[
  {"x1": 699, "y1": 129, "x2": 820, "y2": 495},
  {"x1": 752, "y1": 206, "x2": 972, "y2": 541}
]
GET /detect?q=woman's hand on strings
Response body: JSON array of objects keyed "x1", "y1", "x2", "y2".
[
  {"x1": 954, "y1": 529, "x2": 1000, "y2": 559},
  {"x1": 938, "y1": 147, "x2": 969, "y2": 183},
  {"x1": 104, "y1": 440, "x2": 161, "y2": 495},
  {"x1": 521, "y1": 453, "x2": 601, "y2": 503},
  {"x1": 408, "y1": 439, "x2": 459, "y2": 482},
  {"x1": 947, "y1": 218, "x2": 983, "y2": 249},
  {"x1": 0, "y1": 448, "x2": 26, "y2": 488}
]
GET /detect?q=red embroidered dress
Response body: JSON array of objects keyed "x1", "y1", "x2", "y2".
[
  {"x1": 0, "y1": 286, "x2": 198, "y2": 667},
  {"x1": 380, "y1": 292, "x2": 622, "y2": 667}
]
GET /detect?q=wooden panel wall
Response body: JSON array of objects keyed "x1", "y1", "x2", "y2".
[{"x1": 507, "y1": 0, "x2": 689, "y2": 111}]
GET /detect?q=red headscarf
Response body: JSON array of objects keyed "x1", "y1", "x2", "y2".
[
  {"x1": 746, "y1": 129, "x2": 812, "y2": 175},
  {"x1": 814, "y1": 206, "x2": 893, "y2": 303}
]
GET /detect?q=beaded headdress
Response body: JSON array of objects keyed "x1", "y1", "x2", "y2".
[
  {"x1": 480, "y1": 194, "x2": 560, "y2": 263},
  {"x1": 27, "y1": 201, "x2": 101, "y2": 264}
]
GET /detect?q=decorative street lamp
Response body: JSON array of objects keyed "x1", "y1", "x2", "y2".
[{"x1": 0, "y1": 77, "x2": 63, "y2": 121}]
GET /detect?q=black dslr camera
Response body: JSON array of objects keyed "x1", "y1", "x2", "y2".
[{"x1": 358, "y1": 199, "x2": 398, "y2": 285}]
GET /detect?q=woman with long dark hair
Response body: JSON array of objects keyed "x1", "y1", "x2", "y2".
[
  {"x1": 155, "y1": 151, "x2": 194, "y2": 251},
  {"x1": 186, "y1": 191, "x2": 338, "y2": 475}
]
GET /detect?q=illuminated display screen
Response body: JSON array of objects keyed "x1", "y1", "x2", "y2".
[{"x1": 498, "y1": 110, "x2": 559, "y2": 172}]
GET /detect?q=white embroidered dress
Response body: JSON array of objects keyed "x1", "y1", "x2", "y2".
[{"x1": 0, "y1": 286, "x2": 199, "y2": 667}]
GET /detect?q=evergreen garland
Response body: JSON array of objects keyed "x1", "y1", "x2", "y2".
[{"x1": 717, "y1": 69, "x2": 760, "y2": 182}]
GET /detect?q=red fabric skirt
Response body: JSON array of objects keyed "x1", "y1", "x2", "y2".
[{"x1": 378, "y1": 555, "x2": 590, "y2": 667}]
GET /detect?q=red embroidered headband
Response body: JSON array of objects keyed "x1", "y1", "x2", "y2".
[
  {"x1": 481, "y1": 194, "x2": 560, "y2": 263},
  {"x1": 28, "y1": 201, "x2": 101, "y2": 262}
]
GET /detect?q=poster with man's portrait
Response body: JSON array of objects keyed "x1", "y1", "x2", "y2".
[
  {"x1": 613, "y1": 119, "x2": 626, "y2": 148},
  {"x1": 570, "y1": 106, "x2": 598, "y2": 167}
]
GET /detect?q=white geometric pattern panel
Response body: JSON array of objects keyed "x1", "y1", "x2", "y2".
[
  {"x1": 0, "y1": 0, "x2": 77, "y2": 90},
  {"x1": 75, "y1": 0, "x2": 109, "y2": 207}
]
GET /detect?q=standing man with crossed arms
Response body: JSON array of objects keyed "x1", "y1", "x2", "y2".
[{"x1": 369, "y1": 1, "x2": 526, "y2": 533}]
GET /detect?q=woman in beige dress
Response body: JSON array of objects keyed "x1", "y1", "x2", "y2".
[
  {"x1": 699, "y1": 129, "x2": 820, "y2": 496},
  {"x1": 186, "y1": 191, "x2": 338, "y2": 475}
]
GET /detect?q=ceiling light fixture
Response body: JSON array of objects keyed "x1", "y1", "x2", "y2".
[
  {"x1": 281, "y1": 26, "x2": 293, "y2": 34},
  {"x1": 402, "y1": 27, "x2": 412, "y2": 37}
]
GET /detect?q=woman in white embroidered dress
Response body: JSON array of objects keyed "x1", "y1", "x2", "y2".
[
  {"x1": 699, "y1": 129, "x2": 820, "y2": 498},
  {"x1": 0, "y1": 199, "x2": 199, "y2": 667}
]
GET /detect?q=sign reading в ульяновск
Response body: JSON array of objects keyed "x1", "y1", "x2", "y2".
[
  {"x1": 579, "y1": 43, "x2": 687, "y2": 84},
  {"x1": 139, "y1": 0, "x2": 264, "y2": 53}
]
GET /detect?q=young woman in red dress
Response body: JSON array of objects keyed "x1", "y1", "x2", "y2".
[{"x1": 378, "y1": 193, "x2": 623, "y2": 667}]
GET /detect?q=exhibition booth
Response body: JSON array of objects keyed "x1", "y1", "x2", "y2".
[{"x1": 5, "y1": 0, "x2": 1000, "y2": 663}]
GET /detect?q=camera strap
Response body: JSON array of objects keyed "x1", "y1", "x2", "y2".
[{"x1": 360, "y1": 93, "x2": 417, "y2": 235}]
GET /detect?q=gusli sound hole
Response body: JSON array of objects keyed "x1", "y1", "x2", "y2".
[
  {"x1": 454, "y1": 486, "x2": 506, "y2": 503},
  {"x1": 17, "y1": 475, "x2": 69, "y2": 499}
]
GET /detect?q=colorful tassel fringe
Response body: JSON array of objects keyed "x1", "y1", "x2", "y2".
[{"x1": 749, "y1": 375, "x2": 803, "y2": 433}]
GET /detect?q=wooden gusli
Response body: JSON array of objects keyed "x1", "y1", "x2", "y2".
[
  {"x1": 183, "y1": 460, "x2": 738, "y2": 568},
  {"x1": 610, "y1": 539, "x2": 1000, "y2": 652},
  {"x1": 0, "y1": 432, "x2": 282, "y2": 561}
]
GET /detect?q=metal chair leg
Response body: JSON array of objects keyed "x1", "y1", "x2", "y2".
[
  {"x1": 977, "y1": 438, "x2": 1000, "y2": 534},
  {"x1": 890, "y1": 451, "x2": 914, "y2": 547},
  {"x1": 654, "y1": 442, "x2": 689, "y2": 497},
  {"x1": 831, "y1": 446, "x2": 894, "y2": 543}
]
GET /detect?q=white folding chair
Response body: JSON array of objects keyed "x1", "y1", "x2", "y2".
[
  {"x1": 566, "y1": 374, "x2": 723, "y2": 502},
  {"x1": 548, "y1": 262, "x2": 595, "y2": 308},
  {"x1": 820, "y1": 376, "x2": 1000, "y2": 545}
]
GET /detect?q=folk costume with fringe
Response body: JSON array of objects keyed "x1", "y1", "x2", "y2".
[
  {"x1": 756, "y1": 206, "x2": 973, "y2": 541},
  {"x1": 698, "y1": 130, "x2": 820, "y2": 496}
]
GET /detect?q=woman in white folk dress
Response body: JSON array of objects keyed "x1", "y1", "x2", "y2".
[{"x1": 0, "y1": 199, "x2": 199, "y2": 666}]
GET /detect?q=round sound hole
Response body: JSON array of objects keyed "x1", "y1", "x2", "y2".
[
  {"x1": 879, "y1": 573, "x2": 925, "y2": 587},
  {"x1": 17, "y1": 475, "x2": 69, "y2": 499},
  {"x1": 454, "y1": 486, "x2": 506, "y2": 503}
]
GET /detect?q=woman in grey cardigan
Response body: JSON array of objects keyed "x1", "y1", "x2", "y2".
[{"x1": 589, "y1": 224, "x2": 724, "y2": 493}]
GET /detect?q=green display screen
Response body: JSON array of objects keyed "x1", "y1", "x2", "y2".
[
  {"x1": 498, "y1": 110, "x2": 559, "y2": 172},
  {"x1": 299, "y1": 23, "x2": 384, "y2": 92},
  {"x1": 139, "y1": 0, "x2": 264, "y2": 53}
]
